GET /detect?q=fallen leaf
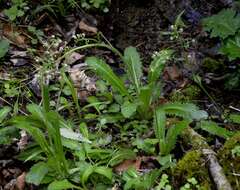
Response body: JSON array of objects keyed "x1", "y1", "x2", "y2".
[
  {"x1": 3, "y1": 24, "x2": 27, "y2": 47},
  {"x1": 79, "y1": 20, "x2": 98, "y2": 34},
  {"x1": 64, "y1": 52, "x2": 84, "y2": 65},
  {"x1": 114, "y1": 158, "x2": 141, "y2": 173},
  {"x1": 16, "y1": 172, "x2": 26, "y2": 190},
  {"x1": 164, "y1": 65, "x2": 181, "y2": 81},
  {"x1": 17, "y1": 130, "x2": 28, "y2": 150}
]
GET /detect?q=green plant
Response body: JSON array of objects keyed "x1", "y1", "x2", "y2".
[
  {"x1": 122, "y1": 167, "x2": 161, "y2": 190},
  {"x1": 4, "y1": 0, "x2": 27, "y2": 21},
  {"x1": 86, "y1": 46, "x2": 208, "y2": 158},
  {"x1": 156, "y1": 174, "x2": 172, "y2": 190},
  {"x1": 86, "y1": 47, "x2": 172, "y2": 119},
  {"x1": 161, "y1": 11, "x2": 193, "y2": 49},
  {"x1": 34, "y1": 0, "x2": 109, "y2": 17},
  {"x1": 0, "y1": 39, "x2": 10, "y2": 59},
  {"x1": 0, "y1": 106, "x2": 19, "y2": 145},
  {"x1": 202, "y1": 9, "x2": 240, "y2": 89},
  {"x1": 27, "y1": 26, "x2": 44, "y2": 45},
  {"x1": 229, "y1": 113, "x2": 240, "y2": 124},
  {"x1": 80, "y1": 0, "x2": 109, "y2": 12},
  {"x1": 198, "y1": 121, "x2": 234, "y2": 139},
  {"x1": 11, "y1": 84, "x2": 79, "y2": 188},
  {"x1": 10, "y1": 82, "x2": 123, "y2": 189},
  {"x1": 231, "y1": 145, "x2": 240, "y2": 158},
  {"x1": 180, "y1": 177, "x2": 200, "y2": 190}
]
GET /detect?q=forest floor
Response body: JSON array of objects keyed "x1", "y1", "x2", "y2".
[{"x1": 0, "y1": 0, "x2": 240, "y2": 189}]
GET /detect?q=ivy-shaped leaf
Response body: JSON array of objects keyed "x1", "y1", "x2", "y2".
[
  {"x1": 202, "y1": 9, "x2": 240, "y2": 39},
  {"x1": 221, "y1": 33, "x2": 240, "y2": 60}
]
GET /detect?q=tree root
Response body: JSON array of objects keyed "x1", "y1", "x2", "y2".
[{"x1": 181, "y1": 127, "x2": 232, "y2": 190}]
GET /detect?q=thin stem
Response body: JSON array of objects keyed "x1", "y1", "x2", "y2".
[{"x1": 58, "y1": 43, "x2": 124, "y2": 62}]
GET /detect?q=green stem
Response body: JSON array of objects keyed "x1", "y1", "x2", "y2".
[{"x1": 58, "y1": 43, "x2": 124, "y2": 62}]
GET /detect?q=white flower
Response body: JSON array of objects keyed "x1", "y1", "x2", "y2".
[{"x1": 179, "y1": 28, "x2": 183, "y2": 33}]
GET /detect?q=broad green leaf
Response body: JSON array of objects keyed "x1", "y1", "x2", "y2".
[
  {"x1": 0, "y1": 39, "x2": 10, "y2": 58},
  {"x1": 199, "y1": 121, "x2": 234, "y2": 139},
  {"x1": 86, "y1": 56, "x2": 130, "y2": 97},
  {"x1": 221, "y1": 33, "x2": 240, "y2": 60},
  {"x1": 202, "y1": 9, "x2": 240, "y2": 39},
  {"x1": 161, "y1": 102, "x2": 208, "y2": 120},
  {"x1": 124, "y1": 46, "x2": 142, "y2": 94},
  {"x1": 48, "y1": 179, "x2": 79, "y2": 190},
  {"x1": 81, "y1": 165, "x2": 94, "y2": 185},
  {"x1": 26, "y1": 162, "x2": 49, "y2": 185},
  {"x1": 142, "y1": 169, "x2": 161, "y2": 189},
  {"x1": 94, "y1": 166, "x2": 112, "y2": 180},
  {"x1": 137, "y1": 85, "x2": 152, "y2": 118},
  {"x1": 148, "y1": 50, "x2": 172, "y2": 83},
  {"x1": 108, "y1": 149, "x2": 136, "y2": 166},
  {"x1": 0, "y1": 106, "x2": 11, "y2": 123},
  {"x1": 121, "y1": 101, "x2": 137, "y2": 118},
  {"x1": 4, "y1": 5, "x2": 24, "y2": 21}
]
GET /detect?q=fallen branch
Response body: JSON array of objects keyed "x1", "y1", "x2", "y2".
[{"x1": 181, "y1": 127, "x2": 232, "y2": 190}]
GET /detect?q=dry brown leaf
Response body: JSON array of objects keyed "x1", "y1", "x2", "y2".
[
  {"x1": 79, "y1": 20, "x2": 98, "y2": 34},
  {"x1": 164, "y1": 65, "x2": 182, "y2": 81},
  {"x1": 17, "y1": 130, "x2": 28, "y2": 150},
  {"x1": 64, "y1": 52, "x2": 84, "y2": 65},
  {"x1": 114, "y1": 158, "x2": 141, "y2": 174},
  {"x1": 3, "y1": 24, "x2": 27, "y2": 47},
  {"x1": 16, "y1": 172, "x2": 26, "y2": 190}
]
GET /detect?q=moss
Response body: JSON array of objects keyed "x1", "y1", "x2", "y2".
[
  {"x1": 202, "y1": 57, "x2": 225, "y2": 72},
  {"x1": 218, "y1": 132, "x2": 240, "y2": 189},
  {"x1": 170, "y1": 85, "x2": 201, "y2": 102},
  {"x1": 173, "y1": 150, "x2": 212, "y2": 189}
]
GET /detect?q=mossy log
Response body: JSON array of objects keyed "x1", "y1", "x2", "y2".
[{"x1": 181, "y1": 127, "x2": 232, "y2": 190}]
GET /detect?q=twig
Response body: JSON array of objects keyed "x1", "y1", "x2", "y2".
[
  {"x1": 181, "y1": 127, "x2": 233, "y2": 190},
  {"x1": 229, "y1": 106, "x2": 240, "y2": 112}
]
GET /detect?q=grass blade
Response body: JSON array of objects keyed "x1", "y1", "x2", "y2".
[{"x1": 86, "y1": 56, "x2": 130, "y2": 97}]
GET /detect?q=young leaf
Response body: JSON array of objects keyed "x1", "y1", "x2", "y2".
[
  {"x1": 48, "y1": 180, "x2": 79, "y2": 190},
  {"x1": 124, "y1": 46, "x2": 142, "y2": 94},
  {"x1": 26, "y1": 162, "x2": 49, "y2": 185},
  {"x1": 198, "y1": 121, "x2": 234, "y2": 139},
  {"x1": 0, "y1": 106, "x2": 11, "y2": 123},
  {"x1": 86, "y1": 56, "x2": 130, "y2": 97}
]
